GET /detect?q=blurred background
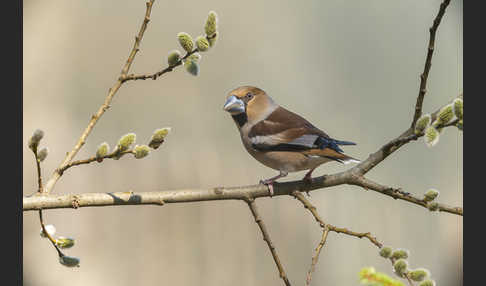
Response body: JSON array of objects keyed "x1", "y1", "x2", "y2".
[{"x1": 23, "y1": 0, "x2": 462, "y2": 285}]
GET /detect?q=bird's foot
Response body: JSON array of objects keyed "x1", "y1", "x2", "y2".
[
  {"x1": 302, "y1": 170, "x2": 315, "y2": 197},
  {"x1": 259, "y1": 179, "x2": 275, "y2": 197},
  {"x1": 259, "y1": 171, "x2": 287, "y2": 198},
  {"x1": 303, "y1": 177, "x2": 312, "y2": 197},
  {"x1": 303, "y1": 174, "x2": 313, "y2": 184},
  {"x1": 303, "y1": 168, "x2": 316, "y2": 184}
]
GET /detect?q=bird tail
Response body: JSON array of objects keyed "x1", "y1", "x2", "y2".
[
  {"x1": 315, "y1": 137, "x2": 356, "y2": 153},
  {"x1": 333, "y1": 140, "x2": 360, "y2": 164},
  {"x1": 340, "y1": 154, "x2": 361, "y2": 164},
  {"x1": 333, "y1": 139, "x2": 356, "y2": 146}
]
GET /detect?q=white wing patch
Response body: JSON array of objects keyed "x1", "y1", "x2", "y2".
[
  {"x1": 250, "y1": 135, "x2": 281, "y2": 146},
  {"x1": 250, "y1": 133, "x2": 319, "y2": 148}
]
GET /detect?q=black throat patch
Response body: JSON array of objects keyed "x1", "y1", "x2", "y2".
[{"x1": 232, "y1": 113, "x2": 248, "y2": 127}]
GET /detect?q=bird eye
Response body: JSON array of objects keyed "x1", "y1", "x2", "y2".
[{"x1": 246, "y1": 92, "x2": 253, "y2": 99}]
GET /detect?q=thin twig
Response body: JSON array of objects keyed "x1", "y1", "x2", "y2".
[
  {"x1": 245, "y1": 198, "x2": 291, "y2": 286},
  {"x1": 57, "y1": 149, "x2": 135, "y2": 175},
  {"x1": 292, "y1": 191, "x2": 418, "y2": 285},
  {"x1": 32, "y1": 139, "x2": 63, "y2": 257},
  {"x1": 353, "y1": 176, "x2": 463, "y2": 216},
  {"x1": 385, "y1": 118, "x2": 459, "y2": 154},
  {"x1": 292, "y1": 191, "x2": 382, "y2": 247},
  {"x1": 411, "y1": 0, "x2": 451, "y2": 127},
  {"x1": 291, "y1": 191, "x2": 375, "y2": 285},
  {"x1": 43, "y1": 0, "x2": 156, "y2": 194},
  {"x1": 291, "y1": 192, "x2": 413, "y2": 285},
  {"x1": 305, "y1": 228, "x2": 329, "y2": 286},
  {"x1": 39, "y1": 210, "x2": 63, "y2": 257},
  {"x1": 122, "y1": 33, "x2": 216, "y2": 82},
  {"x1": 31, "y1": 147, "x2": 43, "y2": 193},
  {"x1": 121, "y1": 1, "x2": 156, "y2": 77},
  {"x1": 388, "y1": 256, "x2": 415, "y2": 286},
  {"x1": 122, "y1": 48, "x2": 200, "y2": 82}
]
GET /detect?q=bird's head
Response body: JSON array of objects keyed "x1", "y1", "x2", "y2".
[{"x1": 223, "y1": 86, "x2": 277, "y2": 125}]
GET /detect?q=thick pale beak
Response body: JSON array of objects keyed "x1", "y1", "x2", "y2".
[{"x1": 223, "y1": 95, "x2": 245, "y2": 114}]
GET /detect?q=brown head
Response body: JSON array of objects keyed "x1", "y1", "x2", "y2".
[{"x1": 223, "y1": 86, "x2": 278, "y2": 126}]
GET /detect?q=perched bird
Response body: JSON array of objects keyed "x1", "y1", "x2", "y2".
[{"x1": 223, "y1": 86, "x2": 360, "y2": 196}]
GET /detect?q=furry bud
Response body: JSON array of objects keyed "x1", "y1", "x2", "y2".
[
  {"x1": 393, "y1": 259, "x2": 408, "y2": 277},
  {"x1": 453, "y1": 98, "x2": 463, "y2": 120},
  {"x1": 391, "y1": 249, "x2": 409, "y2": 260},
  {"x1": 436, "y1": 104, "x2": 454, "y2": 125},
  {"x1": 427, "y1": 202, "x2": 439, "y2": 211},
  {"x1": 185, "y1": 59, "x2": 200, "y2": 76},
  {"x1": 177, "y1": 32, "x2": 194, "y2": 53},
  {"x1": 59, "y1": 255, "x2": 80, "y2": 267},
  {"x1": 117, "y1": 133, "x2": 136, "y2": 152},
  {"x1": 379, "y1": 247, "x2": 392, "y2": 258},
  {"x1": 456, "y1": 120, "x2": 463, "y2": 130},
  {"x1": 208, "y1": 32, "x2": 218, "y2": 47},
  {"x1": 134, "y1": 145, "x2": 150, "y2": 159},
  {"x1": 96, "y1": 142, "x2": 110, "y2": 161},
  {"x1": 204, "y1": 11, "x2": 218, "y2": 37},
  {"x1": 187, "y1": 52, "x2": 201, "y2": 63},
  {"x1": 149, "y1": 127, "x2": 171, "y2": 149},
  {"x1": 424, "y1": 189, "x2": 439, "y2": 202},
  {"x1": 167, "y1": 50, "x2": 182, "y2": 66},
  {"x1": 415, "y1": 114, "x2": 431, "y2": 135},
  {"x1": 37, "y1": 147, "x2": 49, "y2": 162},
  {"x1": 424, "y1": 126, "x2": 439, "y2": 147},
  {"x1": 196, "y1": 36, "x2": 210, "y2": 52},
  {"x1": 29, "y1": 129, "x2": 44, "y2": 150},
  {"x1": 56, "y1": 237, "x2": 75, "y2": 249},
  {"x1": 112, "y1": 149, "x2": 123, "y2": 160},
  {"x1": 409, "y1": 269, "x2": 430, "y2": 282}
]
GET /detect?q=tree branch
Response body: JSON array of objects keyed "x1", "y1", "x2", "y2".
[
  {"x1": 245, "y1": 198, "x2": 291, "y2": 286},
  {"x1": 32, "y1": 146, "x2": 43, "y2": 193},
  {"x1": 23, "y1": 162, "x2": 462, "y2": 215},
  {"x1": 305, "y1": 228, "x2": 329, "y2": 286},
  {"x1": 39, "y1": 210, "x2": 63, "y2": 257},
  {"x1": 353, "y1": 176, "x2": 462, "y2": 216},
  {"x1": 57, "y1": 149, "x2": 136, "y2": 175},
  {"x1": 42, "y1": 0, "x2": 156, "y2": 194},
  {"x1": 292, "y1": 191, "x2": 381, "y2": 285},
  {"x1": 411, "y1": 0, "x2": 451, "y2": 127},
  {"x1": 291, "y1": 192, "x2": 418, "y2": 286},
  {"x1": 121, "y1": 32, "x2": 217, "y2": 82},
  {"x1": 120, "y1": 1, "x2": 155, "y2": 76},
  {"x1": 292, "y1": 191, "x2": 382, "y2": 248},
  {"x1": 23, "y1": 101, "x2": 463, "y2": 215},
  {"x1": 121, "y1": 49, "x2": 198, "y2": 82}
]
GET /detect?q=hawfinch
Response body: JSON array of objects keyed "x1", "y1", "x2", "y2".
[{"x1": 223, "y1": 86, "x2": 359, "y2": 195}]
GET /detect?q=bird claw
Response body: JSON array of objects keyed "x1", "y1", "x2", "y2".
[
  {"x1": 303, "y1": 175, "x2": 313, "y2": 185},
  {"x1": 302, "y1": 174, "x2": 313, "y2": 196},
  {"x1": 259, "y1": 179, "x2": 274, "y2": 197}
]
